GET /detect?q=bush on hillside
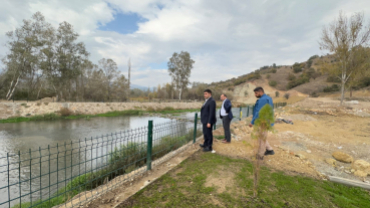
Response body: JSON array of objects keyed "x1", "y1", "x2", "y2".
[
  {"x1": 275, "y1": 91, "x2": 280, "y2": 97},
  {"x1": 284, "y1": 93, "x2": 290, "y2": 99},
  {"x1": 327, "y1": 76, "x2": 341, "y2": 83},
  {"x1": 323, "y1": 84, "x2": 340, "y2": 92},
  {"x1": 293, "y1": 62, "x2": 305, "y2": 73},
  {"x1": 270, "y1": 68, "x2": 277, "y2": 73},
  {"x1": 266, "y1": 74, "x2": 271, "y2": 79},
  {"x1": 287, "y1": 75, "x2": 310, "y2": 89},
  {"x1": 310, "y1": 92, "x2": 320, "y2": 97},
  {"x1": 287, "y1": 73, "x2": 296, "y2": 81},
  {"x1": 269, "y1": 80, "x2": 277, "y2": 87},
  {"x1": 307, "y1": 55, "x2": 319, "y2": 68}
]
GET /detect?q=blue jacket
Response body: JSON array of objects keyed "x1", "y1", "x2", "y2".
[
  {"x1": 220, "y1": 99, "x2": 233, "y2": 120},
  {"x1": 251, "y1": 94, "x2": 274, "y2": 126}
]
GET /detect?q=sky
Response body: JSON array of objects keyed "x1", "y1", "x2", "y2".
[{"x1": 1, "y1": 0, "x2": 370, "y2": 88}]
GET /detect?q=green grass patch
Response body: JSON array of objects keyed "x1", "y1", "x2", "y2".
[
  {"x1": 214, "y1": 135, "x2": 225, "y2": 140},
  {"x1": 121, "y1": 153, "x2": 370, "y2": 208}
]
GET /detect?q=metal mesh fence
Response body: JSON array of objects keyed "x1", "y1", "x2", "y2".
[{"x1": 0, "y1": 102, "x2": 286, "y2": 208}]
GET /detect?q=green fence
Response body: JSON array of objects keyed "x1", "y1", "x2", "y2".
[{"x1": 0, "y1": 103, "x2": 286, "y2": 208}]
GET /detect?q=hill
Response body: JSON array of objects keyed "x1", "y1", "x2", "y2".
[{"x1": 204, "y1": 54, "x2": 369, "y2": 103}]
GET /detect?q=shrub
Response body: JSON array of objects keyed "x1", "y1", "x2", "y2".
[
  {"x1": 266, "y1": 74, "x2": 271, "y2": 79},
  {"x1": 284, "y1": 93, "x2": 290, "y2": 99},
  {"x1": 323, "y1": 84, "x2": 340, "y2": 92},
  {"x1": 310, "y1": 92, "x2": 320, "y2": 97},
  {"x1": 270, "y1": 68, "x2": 277, "y2": 73},
  {"x1": 327, "y1": 76, "x2": 341, "y2": 83},
  {"x1": 275, "y1": 91, "x2": 280, "y2": 97},
  {"x1": 287, "y1": 75, "x2": 309, "y2": 89},
  {"x1": 287, "y1": 73, "x2": 296, "y2": 81},
  {"x1": 269, "y1": 80, "x2": 277, "y2": 87},
  {"x1": 292, "y1": 62, "x2": 305, "y2": 73},
  {"x1": 60, "y1": 107, "x2": 73, "y2": 117}
]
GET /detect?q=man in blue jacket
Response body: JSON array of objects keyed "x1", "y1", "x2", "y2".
[
  {"x1": 249, "y1": 87, "x2": 275, "y2": 159},
  {"x1": 220, "y1": 93, "x2": 233, "y2": 143}
]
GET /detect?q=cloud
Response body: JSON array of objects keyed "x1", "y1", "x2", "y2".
[{"x1": 1, "y1": 0, "x2": 370, "y2": 86}]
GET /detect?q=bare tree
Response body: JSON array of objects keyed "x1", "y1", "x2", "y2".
[
  {"x1": 319, "y1": 11, "x2": 370, "y2": 105},
  {"x1": 168, "y1": 51, "x2": 194, "y2": 101}
]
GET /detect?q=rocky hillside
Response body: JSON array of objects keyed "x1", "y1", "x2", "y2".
[{"x1": 208, "y1": 54, "x2": 370, "y2": 103}]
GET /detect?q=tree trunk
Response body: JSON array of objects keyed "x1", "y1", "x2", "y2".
[
  {"x1": 340, "y1": 81, "x2": 345, "y2": 106},
  {"x1": 6, "y1": 76, "x2": 20, "y2": 100},
  {"x1": 37, "y1": 82, "x2": 43, "y2": 99},
  {"x1": 178, "y1": 89, "x2": 182, "y2": 101}
]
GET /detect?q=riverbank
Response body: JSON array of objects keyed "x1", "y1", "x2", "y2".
[
  {"x1": 0, "y1": 107, "x2": 199, "y2": 124},
  {"x1": 0, "y1": 101, "x2": 202, "y2": 123}
]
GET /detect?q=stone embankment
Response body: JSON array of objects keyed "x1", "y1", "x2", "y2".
[{"x1": 0, "y1": 101, "x2": 202, "y2": 120}]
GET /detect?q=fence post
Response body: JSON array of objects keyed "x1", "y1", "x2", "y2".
[
  {"x1": 193, "y1": 113, "x2": 198, "y2": 143},
  {"x1": 147, "y1": 120, "x2": 153, "y2": 171},
  {"x1": 246, "y1": 106, "x2": 250, "y2": 117},
  {"x1": 239, "y1": 107, "x2": 242, "y2": 120}
]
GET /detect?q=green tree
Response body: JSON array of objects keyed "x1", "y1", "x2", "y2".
[
  {"x1": 319, "y1": 11, "x2": 370, "y2": 105},
  {"x1": 2, "y1": 12, "x2": 53, "y2": 100},
  {"x1": 251, "y1": 104, "x2": 275, "y2": 197},
  {"x1": 168, "y1": 51, "x2": 195, "y2": 100},
  {"x1": 98, "y1": 58, "x2": 119, "y2": 101}
]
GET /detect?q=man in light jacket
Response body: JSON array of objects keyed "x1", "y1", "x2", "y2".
[{"x1": 220, "y1": 94, "x2": 233, "y2": 143}]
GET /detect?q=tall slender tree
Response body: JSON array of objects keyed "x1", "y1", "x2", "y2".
[{"x1": 168, "y1": 51, "x2": 194, "y2": 101}]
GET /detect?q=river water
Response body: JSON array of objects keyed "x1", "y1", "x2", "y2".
[{"x1": 0, "y1": 113, "x2": 198, "y2": 207}]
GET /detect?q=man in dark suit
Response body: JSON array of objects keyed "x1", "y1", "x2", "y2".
[
  {"x1": 200, "y1": 89, "x2": 216, "y2": 152},
  {"x1": 220, "y1": 94, "x2": 233, "y2": 143}
]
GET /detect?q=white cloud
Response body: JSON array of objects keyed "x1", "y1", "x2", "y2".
[{"x1": 2, "y1": 0, "x2": 370, "y2": 87}]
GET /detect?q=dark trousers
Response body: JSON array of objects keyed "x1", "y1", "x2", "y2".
[
  {"x1": 202, "y1": 123, "x2": 213, "y2": 149},
  {"x1": 222, "y1": 116, "x2": 232, "y2": 142}
]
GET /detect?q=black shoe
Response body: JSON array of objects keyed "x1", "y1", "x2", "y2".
[
  {"x1": 199, "y1": 144, "x2": 205, "y2": 148},
  {"x1": 203, "y1": 147, "x2": 212, "y2": 152},
  {"x1": 264, "y1": 150, "x2": 275, "y2": 156}
]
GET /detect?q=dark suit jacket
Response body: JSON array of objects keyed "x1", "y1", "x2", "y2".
[
  {"x1": 220, "y1": 99, "x2": 233, "y2": 120},
  {"x1": 201, "y1": 97, "x2": 216, "y2": 125}
]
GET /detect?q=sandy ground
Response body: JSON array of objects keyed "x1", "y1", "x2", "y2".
[
  {"x1": 59, "y1": 97, "x2": 370, "y2": 207},
  {"x1": 212, "y1": 97, "x2": 370, "y2": 181}
]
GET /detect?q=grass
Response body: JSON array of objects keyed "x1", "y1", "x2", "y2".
[
  {"x1": 12, "y1": 129, "x2": 203, "y2": 208},
  {"x1": 0, "y1": 108, "x2": 199, "y2": 124},
  {"x1": 214, "y1": 135, "x2": 225, "y2": 140},
  {"x1": 120, "y1": 153, "x2": 370, "y2": 208}
]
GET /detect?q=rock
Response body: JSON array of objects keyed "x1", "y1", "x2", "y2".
[
  {"x1": 352, "y1": 160, "x2": 370, "y2": 175},
  {"x1": 351, "y1": 169, "x2": 355, "y2": 173},
  {"x1": 354, "y1": 170, "x2": 367, "y2": 178},
  {"x1": 306, "y1": 150, "x2": 312, "y2": 154},
  {"x1": 325, "y1": 158, "x2": 337, "y2": 167},
  {"x1": 295, "y1": 154, "x2": 306, "y2": 160},
  {"x1": 332, "y1": 151, "x2": 353, "y2": 163}
]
